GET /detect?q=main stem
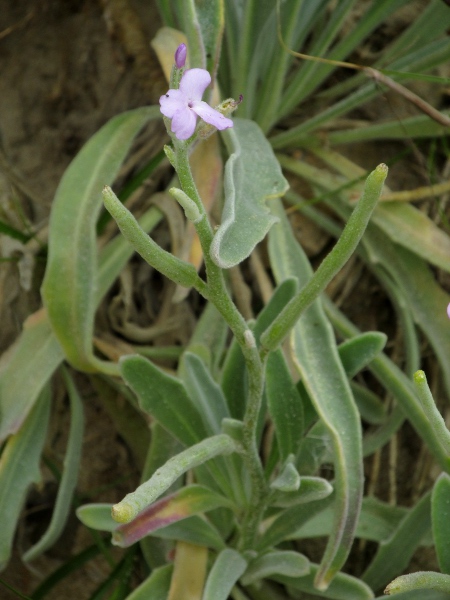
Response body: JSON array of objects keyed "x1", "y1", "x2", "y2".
[{"x1": 175, "y1": 140, "x2": 267, "y2": 548}]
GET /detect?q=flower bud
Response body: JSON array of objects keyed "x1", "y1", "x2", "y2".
[{"x1": 174, "y1": 43, "x2": 187, "y2": 69}]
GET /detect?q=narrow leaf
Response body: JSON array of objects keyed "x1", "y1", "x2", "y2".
[
  {"x1": 23, "y1": 368, "x2": 84, "y2": 562},
  {"x1": 362, "y1": 492, "x2": 432, "y2": 591},
  {"x1": 273, "y1": 476, "x2": 333, "y2": 508},
  {"x1": 266, "y1": 349, "x2": 304, "y2": 461},
  {"x1": 112, "y1": 485, "x2": 231, "y2": 547},
  {"x1": 210, "y1": 118, "x2": 288, "y2": 268},
  {"x1": 202, "y1": 548, "x2": 247, "y2": 600},
  {"x1": 120, "y1": 354, "x2": 208, "y2": 447},
  {"x1": 268, "y1": 199, "x2": 364, "y2": 590},
  {"x1": 125, "y1": 565, "x2": 172, "y2": 600},
  {"x1": 241, "y1": 550, "x2": 309, "y2": 585},
  {"x1": 111, "y1": 434, "x2": 237, "y2": 523},
  {"x1": 76, "y1": 504, "x2": 118, "y2": 532},
  {"x1": 338, "y1": 332, "x2": 387, "y2": 379},
  {"x1": 149, "y1": 515, "x2": 225, "y2": 552},
  {"x1": 275, "y1": 563, "x2": 374, "y2": 600},
  {"x1": 42, "y1": 107, "x2": 159, "y2": 374},
  {"x1": 0, "y1": 386, "x2": 51, "y2": 569},
  {"x1": 0, "y1": 312, "x2": 63, "y2": 442},
  {"x1": 385, "y1": 572, "x2": 450, "y2": 595},
  {"x1": 432, "y1": 473, "x2": 450, "y2": 575}
]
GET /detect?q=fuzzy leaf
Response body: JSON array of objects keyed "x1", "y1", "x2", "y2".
[
  {"x1": 210, "y1": 118, "x2": 288, "y2": 268},
  {"x1": 113, "y1": 485, "x2": 231, "y2": 547},
  {"x1": 338, "y1": 332, "x2": 387, "y2": 379},
  {"x1": 42, "y1": 107, "x2": 159, "y2": 375},
  {"x1": 242, "y1": 550, "x2": 309, "y2": 585},
  {"x1": 0, "y1": 386, "x2": 51, "y2": 569},
  {"x1": 432, "y1": 473, "x2": 450, "y2": 575},
  {"x1": 202, "y1": 549, "x2": 247, "y2": 600}
]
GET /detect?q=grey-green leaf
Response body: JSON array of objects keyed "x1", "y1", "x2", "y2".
[
  {"x1": 0, "y1": 386, "x2": 51, "y2": 569},
  {"x1": 42, "y1": 107, "x2": 159, "y2": 374},
  {"x1": 210, "y1": 118, "x2": 288, "y2": 268},
  {"x1": 241, "y1": 551, "x2": 310, "y2": 585},
  {"x1": 338, "y1": 332, "x2": 387, "y2": 379},
  {"x1": 432, "y1": 473, "x2": 450, "y2": 575},
  {"x1": 23, "y1": 368, "x2": 84, "y2": 562},
  {"x1": 202, "y1": 548, "x2": 247, "y2": 600}
]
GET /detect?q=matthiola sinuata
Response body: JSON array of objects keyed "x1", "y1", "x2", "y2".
[{"x1": 159, "y1": 48, "x2": 234, "y2": 141}]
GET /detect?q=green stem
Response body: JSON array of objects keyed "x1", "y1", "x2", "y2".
[
  {"x1": 175, "y1": 140, "x2": 267, "y2": 547},
  {"x1": 260, "y1": 163, "x2": 388, "y2": 356}
]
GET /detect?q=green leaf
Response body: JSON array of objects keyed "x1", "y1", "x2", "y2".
[
  {"x1": 362, "y1": 491, "x2": 432, "y2": 592},
  {"x1": 41, "y1": 107, "x2": 159, "y2": 374},
  {"x1": 111, "y1": 434, "x2": 237, "y2": 523},
  {"x1": 76, "y1": 504, "x2": 118, "y2": 532},
  {"x1": 0, "y1": 314, "x2": 63, "y2": 442},
  {"x1": 273, "y1": 476, "x2": 333, "y2": 508},
  {"x1": 385, "y1": 572, "x2": 450, "y2": 595},
  {"x1": 351, "y1": 382, "x2": 386, "y2": 425},
  {"x1": 23, "y1": 368, "x2": 84, "y2": 562},
  {"x1": 275, "y1": 563, "x2": 374, "y2": 600},
  {"x1": 149, "y1": 515, "x2": 225, "y2": 552},
  {"x1": 266, "y1": 349, "x2": 304, "y2": 462},
  {"x1": 432, "y1": 473, "x2": 450, "y2": 575},
  {"x1": 0, "y1": 386, "x2": 51, "y2": 569},
  {"x1": 268, "y1": 199, "x2": 364, "y2": 591},
  {"x1": 112, "y1": 485, "x2": 231, "y2": 547},
  {"x1": 221, "y1": 277, "x2": 298, "y2": 419},
  {"x1": 202, "y1": 548, "x2": 247, "y2": 600},
  {"x1": 338, "y1": 332, "x2": 387, "y2": 379},
  {"x1": 210, "y1": 118, "x2": 288, "y2": 268},
  {"x1": 180, "y1": 352, "x2": 229, "y2": 435},
  {"x1": 124, "y1": 565, "x2": 172, "y2": 600},
  {"x1": 242, "y1": 550, "x2": 310, "y2": 585},
  {"x1": 120, "y1": 354, "x2": 208, "y2": 447},
  {"x1": 0, "y1": 204, "x2": 162, "y2": 443}
]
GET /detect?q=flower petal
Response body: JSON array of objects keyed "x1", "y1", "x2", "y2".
[
  {"x1": 191, "y1": 101, "x2": 234, "y2": 131},
  {"x1": 171, "y1": 108, "x2": 198, "y2": 140},
  {"x1": 179, "y1": 68, "x2": 211, "y2": 101},
  {"x1": 159, "y1": 89, "x2": 185, "y2": 118}
]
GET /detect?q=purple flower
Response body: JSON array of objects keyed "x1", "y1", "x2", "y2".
[
  {"x1": 174, "y1": 44, "x2": 187, "y2": 69},
  {"x1": 447, "y1": 302, "x2": 450, "y2": 319},
  {"x1": 159, "y1": 68, "x2": 234, "y2": 140}
]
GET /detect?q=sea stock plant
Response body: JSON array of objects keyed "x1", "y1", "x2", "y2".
[{"x1": 1, "y1": 1, "x2": 450, "y2": 599}]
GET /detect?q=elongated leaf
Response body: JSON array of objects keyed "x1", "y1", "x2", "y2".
[
  {"x1": 42, "y1": 106, "x2": 160, "y2": 374},
  {"x1": 376, "y1": 592, "x2": 450, "y2": 600},
  {"x1": 273, "y1": 476, "x2": 333, "y2": 508},
  {"x1": 150, "y1": 515, "x2": 225, "y2": 551},
  {"x1": 0, "y1": 386, "x2": 51, "y2": 569},
  {"x1": 268, "y1": 199, "x2": 363, "y2": 590},
  {"x1": 275, "y1": 563, "x2": 374, "y2": 600},
  {"x1": 125, "y1": 565, "x2": 172, "y2": 600},
  {"x1": 23, "y1": 368, "x2": 84, "y2": 562},
  {"x1": 210, "y1": 118, "x2": 288, "y2": 268},
  {"x1": 362, "y1": 492, "x2": 432, "y2": 592},
  {"x1": 76, "y1": 504, "x2": 118, "y2": 532},
  {"x1": 0, "y1": 312, "x2": 62, "y2": 442},
  {"x1": 266, "y1": 349, "x2": 304, "y2": 461},
  {"x1": 112, "y1": 434, "x2": 237, "y2": 522},
  {"x1": 351, "y1": 382, "x2": 386, "y2": 425},
  {"x1": 180, "y1": 352, "x2": 229, "y2": 435},
  {"x1": 432, "y1": 473, "x2": 450, "y2": 575},
  {"x1": 221, "y1": 277, "x2": 298, "y2": 419},
  {"x1": 242, "y1": 550, "x2": 309, "y2": 585},
  {"x1": 120, "y1": 354, "x2": 208, "y2": 447},
  {"x1": 385, "y1": 572, "x2": 450, "y2": 595},
  {"x1": 112, "y1": 485, "x2": 231, "y2": 547},
  {"x1": 338, "y1": 332, "x2": 387, "y2": 379},
  {"x1": 0, "y1": 205, "x2": 163, "y2": 442},
  {"x1": 202, "y1": 548, "x2": 247, "y2": 600}
]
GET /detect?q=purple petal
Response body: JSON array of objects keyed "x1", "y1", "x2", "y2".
[
  {"x1": 191, "y1": 101, "x2": 234, "y2": 131},
  {"x1": 179, "y1": 68, "x2": 211, "y2": 101},
  {"x1": 174, "y1": 43, "x2": 187, "y2": 68},
  {"x1": 171, "y1": 108, "x2": 198, "y2": 140},
  {"x1": 159, "y1": 89, "x2": 185, "y2": 118},
  {"x1": 447, "y1": 302, "x2": 450, "y2": 319}
]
